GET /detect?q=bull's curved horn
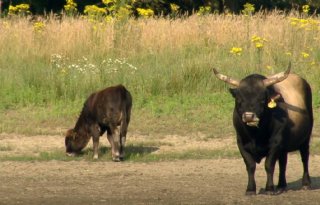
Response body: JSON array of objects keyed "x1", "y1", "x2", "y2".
[
  {"x1": 212, "y1": 68, "x2": 240, "y2": 87},
  {"x1": 263, "y1": 62, "x2": 291, "y2": 87}
]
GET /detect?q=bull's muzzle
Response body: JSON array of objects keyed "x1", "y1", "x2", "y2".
[{"x1": 242, "y1": 112, "x2": 260, "y2": 127}]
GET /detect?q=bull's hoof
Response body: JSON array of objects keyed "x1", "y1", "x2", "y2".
[
  {"x1": 302, "y1": 185, "x2": 311, "y2": 190},
  {"x1": 258, "y1": 189, "x2": 280, "y2": 195},
  {"x1": 245, "y1": 191, "x2": 256, "y2": 196},
  {"x1": 93, "y1": 155, "x2": 99, "y2": 160},
  {"x1": 276, "y1": 187, "x2": 287, "y2": 194}
]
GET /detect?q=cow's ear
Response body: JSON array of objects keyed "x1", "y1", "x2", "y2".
[{"x1": 229, "y1": 88, "x2": 238, "y2": 98}]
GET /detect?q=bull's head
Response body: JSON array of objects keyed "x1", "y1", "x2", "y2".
[{"x1": 213, "y1": 63, "x2": 291, "y2": 127}]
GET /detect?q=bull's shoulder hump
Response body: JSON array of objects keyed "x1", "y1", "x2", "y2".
[{"x1": 273, "y1": 73, "x2": 310, "y2": 109}]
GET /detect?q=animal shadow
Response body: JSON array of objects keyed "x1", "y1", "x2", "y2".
[
  {"x1": 286, "y1": 176, "x2": 320, "y2": 191},
  {"x1": 83, "y1": 144, "x2": 159, "y2": 160},
  {"x1": 258, "y1": 176, "x2": 320, "y2": 195}
]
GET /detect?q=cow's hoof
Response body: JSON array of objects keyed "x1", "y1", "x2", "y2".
[
  {"x1": 112, "y1": 157, "x2": 121, "y2": 162},
  {"x1": 245, "y1": 191, "x2": 256, "y2": 196},
  {"x1": 93, "y1": 155, "x2": 99, "y2": 160},
  {"x1": 66, "y1": 152, "x2": 76, "y2": 157}
]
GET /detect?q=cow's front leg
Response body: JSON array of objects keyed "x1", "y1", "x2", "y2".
[
  {"x1": 92, "y1": 135, "x2": 100, "y2": 159},
  {"x1": 91, "y1": 125, "x2": 101, "y2": 159}
]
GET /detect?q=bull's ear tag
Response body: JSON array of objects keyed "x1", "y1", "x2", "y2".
[{"x1": 268, "y1": 99, "x2": 277, "y2": 109}]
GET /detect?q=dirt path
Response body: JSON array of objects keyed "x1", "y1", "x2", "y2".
[
  {"x1": 1, "y1": 134, "x2": 320, "y2": 205},
  {"x1": 1, "y1": 157, "x2": 320, "y2": 205}
]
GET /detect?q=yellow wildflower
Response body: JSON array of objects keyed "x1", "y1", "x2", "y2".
[
  {"x1": 230, "y1": 47, "x2": 242, "y2": 55},
  {"x1": 137, "y1": 8, "x2": 154, "y2": 18},
  {"x1": 8, "y1": 4, "x2": 30, "y2": 16},
  {"x1": 266, "y1": 65, "x2": 272, "y2": 70},
  {"x1": 84, "y1": 5, "x2": 107, "y2": 19},
  {"x1": 170, "y1": 3, "x2": 179, "y2": 12},
  {"x1": 302, "y1": 5, "x2": 310, "y2": 14},
  {"x1": 255, "y1": 43, "x2": 264, "y2": 48},
  {"x1": 102, "y1": 0, "x2": 116, "y2": 5},
  {"x1": 64, "y1": 0, "x2": 78, "y2": 14},
  {"x1": 251, "y1": 35, "x2": 266, "y2": 49},
  {"x1": 242, "y1": 3, "x2": 255, "y2": 15},
  {"x1": 33, "y1": 22, "x2": 45, "y2": 33},
  {"x1": 301, "y1": 52, "x2": 309, "y2": 58},
  {"x1": 197, "y1": 6, "x2": 211, "y2": 16}
]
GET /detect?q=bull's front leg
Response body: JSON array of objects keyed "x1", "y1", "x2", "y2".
[
  {"x1": 237, "y1": 141, "x2": 256, "y2": 195},
  {"x1": 264, "y1": 151, "x2": 278, "y2": 194}
]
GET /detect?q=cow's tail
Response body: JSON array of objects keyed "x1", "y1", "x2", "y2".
[{"x1": 120, "y1": 89, "x2": 132, "y2": 147}]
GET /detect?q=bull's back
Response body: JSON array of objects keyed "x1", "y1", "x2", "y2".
[{"x1": 273, "y1": 74, "x2": 313, "y2": 149}]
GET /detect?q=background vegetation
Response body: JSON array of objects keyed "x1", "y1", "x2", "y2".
[
  {"x1": 0, "y1": 4, "x2": 319, "y2": 138},
  {"x1": 1, "y1": 0, "x2": 320, "y2": 16}
]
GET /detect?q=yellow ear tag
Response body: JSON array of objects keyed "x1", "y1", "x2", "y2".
[{"x1": 268, "y1": 99, "x2": 277, "y2": 108}]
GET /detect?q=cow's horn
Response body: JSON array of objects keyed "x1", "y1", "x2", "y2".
[
  {"x1": 212, "y1": 68, "x2": 240, "y2": 87},
  {"x1": 263, "y1": 62, "x2": 291, "y2": 87}
]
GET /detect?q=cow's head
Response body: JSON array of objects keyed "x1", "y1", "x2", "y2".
[
  {"x1": 213, "y1": 63, "x2": 291, "y2": 127},
  {"x1": 65, "y1": 129, "x2": 78, "y2": 156},
  {"x1": 65, "y1": 129, "x2": 90, "y2": 156}
]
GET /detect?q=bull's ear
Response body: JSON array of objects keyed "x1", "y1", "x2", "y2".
[{"x1": 229, "y1": 88, "x2": 238, "y2": 98}]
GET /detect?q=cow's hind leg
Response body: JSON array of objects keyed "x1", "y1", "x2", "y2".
[
  {"x1": 277, "y1": 152, "x2": 287, "y2": 193},
  {"x1": 107, "y1": 125, "x2": 121, "y2": 162},
  {"x1": 119, "y1": 115, "x2": 129, "y2": 161},
  {"x1": 300, "y1": 142, "x2": 311, "y2": 189}
]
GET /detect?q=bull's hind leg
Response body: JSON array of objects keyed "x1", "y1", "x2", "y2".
[
  {"x1": 300, "y1": 142, "x2": 311, "y2": 189},
  {"x1": 277, "y1": 152, "x2": 288, "y2": 192}
]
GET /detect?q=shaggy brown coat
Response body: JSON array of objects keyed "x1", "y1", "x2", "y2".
[{"x1": 65, "y1": 84, "x2": 132, "y2": 161}]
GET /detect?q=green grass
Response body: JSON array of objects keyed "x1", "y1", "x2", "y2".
[
  {"x1": 0, "y1": 14, "x2": 319, "y2": 162},
  {"x1": 0, "y1": 146, "x2": 240, "y2": 162}
]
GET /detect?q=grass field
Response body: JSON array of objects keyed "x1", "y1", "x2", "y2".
[{"x1": 0, "y1": 12, "x2": 319, "y2": 147}]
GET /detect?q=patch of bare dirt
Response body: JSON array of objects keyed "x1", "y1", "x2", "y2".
[
  {"x1": 1, "y1": 157, "x2": 320, "y2": 205},
  {"x1": 1, "y1": 133, "x2": 320, "y2": 204}
]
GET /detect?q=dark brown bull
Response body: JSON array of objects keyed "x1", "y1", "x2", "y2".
[
  {"x1": 65, "y1": 84, "x2": 132, "y2": 161},
  {"x1": 213, "y1": 63, "x2": 313, "y2": 195}
]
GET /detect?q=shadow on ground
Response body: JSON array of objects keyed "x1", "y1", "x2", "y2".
[{"x1": 82, "y1": 144, "x2": 159, "y2": 161}]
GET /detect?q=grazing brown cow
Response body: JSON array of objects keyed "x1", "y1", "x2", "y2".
[{"x1": 65, "y1": 84, "x2": 132, "y2": 161}]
